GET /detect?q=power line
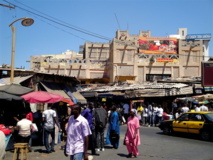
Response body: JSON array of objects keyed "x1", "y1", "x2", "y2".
[
  {"x1": 35, "y1": 16, "x2": 89, "y2": 42},
  {"x1": 13, "y1": 0, "x2": 111, "y2": 40},
  {"x1": 3, "y1": 0, "x2": 212, "y2": 59},
  {"x1": 3, "y1": 0, "x2": 112, "y2": 41}
]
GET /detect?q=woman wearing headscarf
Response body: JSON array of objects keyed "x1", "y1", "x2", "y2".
[
  {"x1": 106, "y1": 105, "x2": 120, "y2": 149},
  {"x1": 125, "y1": 108, "x2": 140, "y2": 158}
]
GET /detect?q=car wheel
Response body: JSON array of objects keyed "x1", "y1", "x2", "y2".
[
  {"x1": 163, "y1": 127, "x2": 171, "y2": 135},
  {"x1": 200, "y1": 130, "x2": 210, "y2": 141}
]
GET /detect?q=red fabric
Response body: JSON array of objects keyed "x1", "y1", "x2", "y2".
[
  {"x1": 0, "y1": 124, "x2": 12, "y2": 135},
  {"x1": 0, "y1": 128, "x2": 12, "y2": 135},
  {"x1": 162, "y1": 112, "x2": 173, "y2": 120},
  {"x1": 61, "y1": 98, "x2": 74, "y2": 105},
  {"x1": 162, "y1": 112, "x2": 169, "y2": 120},
  {"x1": 26, "y1": 112, "x2": 33, "y2": 122},
  {"x1": 0, "y1": 124, "x2": 5, "y2": 129}
]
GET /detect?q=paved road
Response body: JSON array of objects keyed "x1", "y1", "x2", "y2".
[{"x1": 4, "y1": 125, "x2": 213, "y2": 160}]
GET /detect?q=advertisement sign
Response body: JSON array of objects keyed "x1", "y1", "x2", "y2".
[
  {"x1": 138, "y1": 37, "x2": 178, "y2": 54},
  {"x1": 156, "y1": 59, "x2": 178, "y2": 63},
  {"x1": 186, "y1": 34, "x2": 211, "y2": 40}
]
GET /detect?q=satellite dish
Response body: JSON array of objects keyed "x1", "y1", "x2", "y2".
[{"x1": 21, "y1": 18, "x2": 34, "y2": 26}]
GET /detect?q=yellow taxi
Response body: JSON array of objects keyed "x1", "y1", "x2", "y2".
[{"x1": 158, "y1": 111, "x2": 213, "y2": 141}]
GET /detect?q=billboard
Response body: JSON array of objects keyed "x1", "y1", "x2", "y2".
[
  {"x1": 202, "y1": 62, "x2": 213, "y2": 86},
  {"x1": 138, "y1": 37, "x2": 178, "y2": 54}
]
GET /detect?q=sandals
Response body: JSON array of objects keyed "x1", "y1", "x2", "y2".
[
  {"x1": 132, "y1": 155, "x2": 137, "y2": 158},
  {"x1": 127, "y1": 153, "x2": 132, "y2": 158},
  {"x1": 127, "y1": 153, "x2": 137, "y2": 158}
]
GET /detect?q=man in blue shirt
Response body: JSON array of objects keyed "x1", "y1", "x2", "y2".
[{"x1": 81, "y1": 102, "x2": 99, "y2": 156}]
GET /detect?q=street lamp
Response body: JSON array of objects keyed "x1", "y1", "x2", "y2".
[{"x1": 9, "y1": 17, "x2": 34, "y2": 84}]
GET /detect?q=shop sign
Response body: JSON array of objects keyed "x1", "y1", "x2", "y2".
[
  {"x1": 156, "y1": 58, "x2": 178, "y2": 63},
  {"x1": 195, "y1": 89, "x2": 203, "y2": 94},
  {"x1": 186, "y1": 34, "x2": 211, "y2": 40}
]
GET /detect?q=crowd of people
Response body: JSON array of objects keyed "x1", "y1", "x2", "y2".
[
  {"x1": 1, "y1": 98, "x2": 213, "y2": 160},
  {"x1": 62, "y1": 101, "x2": 142, "y2": 159},
  {"x1": 121, "y1": 101, "x2": 164, "y2": 127},
  {"x1": 172, "y1": 99, "x2": 212, "y2": 119},
  {"x1": 0, "y1": 100, "x2": 168, "y2": 160}
]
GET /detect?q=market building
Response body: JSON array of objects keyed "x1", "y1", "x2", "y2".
[{"x1": 29, "y1": 28, "x2": 211, "y2": 85}]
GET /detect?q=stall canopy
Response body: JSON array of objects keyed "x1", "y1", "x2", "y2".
[
  {"x1": 80, "y1": 92, "x2": 97, "y2": 98},
  {"x1": 0, "y1": 75, "x2": 33, "y2": 85},
  {"x1": 40, "y1": 82, "x2": 70, "y2": 99},
  {"x1": 193, "y1": 94, "x2": 213, "y2": 101},
  {"x1": 0, "y1": 91, "x2": 23, "y2": 101},
  {"x1": 62, "y1": 84, "x2": 87, "y2": 104},
  {"x1": 21, "y1": 91, "x2": 64, "y2": 103},
  {"x1": 97, "y1": 92, "x2": 125, "y2": 97},
  {"x1": 0, "y1": 84, "x2": 33, "y2": 96},
  {"x1": 72, "y1": 91, "x2": 87, "y2": 104}
]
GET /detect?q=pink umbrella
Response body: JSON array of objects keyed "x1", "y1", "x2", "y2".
[{"x1": 21, "y1": 91, "x2": 64, "y2": 103}]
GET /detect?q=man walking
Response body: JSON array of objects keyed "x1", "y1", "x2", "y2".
[
  {"x1": 65, "y1": 104, "x2": 91, "y2": 160},
  {"x1": 81, "y1": 102, "x2": 99, "y2": 156},
  {"x1": 94, "y1": 103, "x2": 107, "y2": 152},
  {"x1": 42, "y1": 104, "x2": 60, "y2": 153},
  {"x1": 148, "y1": 104, "x2": 153, "y2": 127},
  {"x1": 123, "y1": 101, "x2": 130, "y2": 123}
]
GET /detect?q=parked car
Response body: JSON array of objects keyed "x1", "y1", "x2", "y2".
[{"x1": 158, "y1": 111, "x2": 213, "y2": 141}]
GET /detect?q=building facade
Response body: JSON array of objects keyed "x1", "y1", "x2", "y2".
[{"x1": 30, "y1": 28, "x2": 211, "y2": 84}]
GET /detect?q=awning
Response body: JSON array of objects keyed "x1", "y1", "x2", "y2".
[
  {"x1": 72, "y1": 91, "x2": 87, "y2": 104},
  {"x1": 176, "y1": 97, "x2": 196, "y2": 102},
  {"x1": 80, "y1": 92, "x2": 97, "y2": 97},
  {"x1": 97, "y1": 92, "x2": 124, "y2": 97},
  {"x1": 0, "y1": 75, "x2": 33, "y2": 85},
  {"x1": 193, "y1": 94, "x2": 213, "y2": 101},
  {"x1": 125, "y1": 89, "x2": 165, "y2": 98},
  {"x1": 40, "y1": 82, "x2": 70, "y2": 99},
  {"x1": 125, "y1": 86, "x2": 193, "y2": 98},
  {"x1": 62, "y1": 84, "x2": 87, "y2": 104}
]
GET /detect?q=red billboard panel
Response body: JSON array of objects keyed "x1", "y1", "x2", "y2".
[
  {"x1": 138, "y1": 37, "x2": 178, "y2": 54},
  {"x1": 202, "y1": 62, "x2": 213, "y2": 86}
]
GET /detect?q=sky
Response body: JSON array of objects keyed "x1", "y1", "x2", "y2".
[{"x1": 0, "y1": 0, "x2": 213, "y2": 69}]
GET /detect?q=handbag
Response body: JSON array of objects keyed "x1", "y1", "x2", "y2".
[{"x1": 110, "y1": 130, "x2": 119, "y2": 144}]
